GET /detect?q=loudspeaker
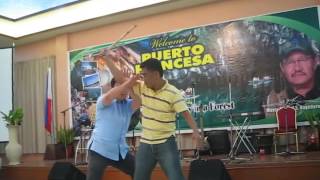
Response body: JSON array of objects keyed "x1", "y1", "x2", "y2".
[
  {"x1": 48, "y1": 162, "x2": 86, "y2": 180},
  {"x1": 189, "y1": 159, "x2": 231, "y2": 180},
  {"x1": 44, "y1": 144, "x2": 66, "y2": 160},
  {"x1": 206, "y1": 130, "x2": 230, "y2": 155},
  {"x1": 256, "y1": 134, "x2": 273, "y2": 146}
]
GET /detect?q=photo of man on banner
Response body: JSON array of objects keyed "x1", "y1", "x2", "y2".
[{"x1": 265, "y1": 40, "x2": 320, "y2": 115}]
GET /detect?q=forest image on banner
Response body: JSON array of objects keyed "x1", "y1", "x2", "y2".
[{"x1": 69, "y1": 7, "x2": 320, "y2": 131}]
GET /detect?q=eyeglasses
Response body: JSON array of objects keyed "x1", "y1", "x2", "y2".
[{"x1": 282, "y1": 56, "x2": 313, "y2": 66}]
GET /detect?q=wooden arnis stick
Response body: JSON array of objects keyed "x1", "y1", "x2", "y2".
[{"x1": 109, "y1": 25, "x2": 137, "y2": 49}]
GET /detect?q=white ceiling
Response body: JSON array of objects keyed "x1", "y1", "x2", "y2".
[
  {"x1": 0, "y1": 0, "x2": 170, "y2": 37},
  {"x1": 0, "y1": 0, "x2": 79, "y2": 19},
  {"x1": 0, "y1": 0, "x2": 217, "y2": 48}
]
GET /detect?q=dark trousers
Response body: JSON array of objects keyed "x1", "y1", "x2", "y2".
[{"x1": 86, "y1": 150, "x2": 135, "y2": 180}]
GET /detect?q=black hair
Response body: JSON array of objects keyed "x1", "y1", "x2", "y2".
[
  {"x1": 111, "y1": 78, "x2": 116, "y2": 88},
  {"x1": 140, "y1": 58, "x2": 163, "y2": 77}
]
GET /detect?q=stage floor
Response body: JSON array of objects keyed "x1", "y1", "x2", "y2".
[{"x1": 1, "y1": 151, "x2": 320, "y2": 180}]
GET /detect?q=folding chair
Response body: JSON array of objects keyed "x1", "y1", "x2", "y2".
[{"x1": 274, "y1": 106, "x2": 299, "y2": 154}]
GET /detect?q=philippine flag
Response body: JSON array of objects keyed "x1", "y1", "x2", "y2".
[{"x1": 45, "y1": 68, "x2": 53, "y2": 134}]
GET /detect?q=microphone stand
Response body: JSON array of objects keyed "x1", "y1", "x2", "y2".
[
  {"x1": 131, "y1": 128, "x2": 135, "y2": 154},
  {"x1": 60, "y1": 100, "x2": 87, "y2": 160},
  {"x1": 177, "y1": 114, "x2": 183, "y2": 160},
  {"x1": 191, "y1": 82, "x2": 200, "y2": 159},
  {"x1": 179, "y1": 82, "x2": 197, "y2": 160}
]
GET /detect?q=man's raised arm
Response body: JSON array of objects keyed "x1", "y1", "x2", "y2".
[{"x1": 101, "y1": 75, "x2": 140, "y2": 106}]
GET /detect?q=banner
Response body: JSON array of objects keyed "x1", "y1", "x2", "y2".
[{"x1": 69, "y1": 7, "x2": 320, "y2": 131}]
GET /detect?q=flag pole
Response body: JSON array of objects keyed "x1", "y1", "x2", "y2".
[
  {"x1": 45, "y1": 67, "x2": 55, "y2": 143},
  {"x1": 49, "y1": 67, "x2": 56, "y2": 144}
]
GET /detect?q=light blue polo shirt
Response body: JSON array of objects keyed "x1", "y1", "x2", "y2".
[{"x1": 88, "y1": 97, "x2": 133, "y2": 161}]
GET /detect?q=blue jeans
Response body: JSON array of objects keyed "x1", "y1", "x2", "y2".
[
  {"x1": 134, "y1": 136, "x2": 184, "y2": 180},
  {"x1": 86, "y1": 150, "x2": 135, "y2": 180}
]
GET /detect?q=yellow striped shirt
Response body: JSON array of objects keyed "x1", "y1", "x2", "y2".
[{"x1": 133, "y1": 81, "x2": 188, "y2": 144}]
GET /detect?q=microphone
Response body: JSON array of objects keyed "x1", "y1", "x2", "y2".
[
  {"x1": 295, "y1": 97, "x2": 305, "y2": 105},
  {"x1": 291, "y1": 95, "x2": 300, "y2": 101},
  {"x1": 64, "y1": 100, "x2": 87, "y2": 113}
]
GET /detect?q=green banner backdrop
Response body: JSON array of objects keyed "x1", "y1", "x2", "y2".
[{"x1": 69, "y1": 7, "x2": 320, "y2": 132}]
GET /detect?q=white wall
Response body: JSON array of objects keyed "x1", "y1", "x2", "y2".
[{"x1": 0, "y1": 48, "x2": 13, "y2": 142}]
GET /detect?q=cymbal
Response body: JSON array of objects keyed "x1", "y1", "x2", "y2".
[
  {"x1": 262, "y1": 103, "x2": 284, "y2": 108},
  {"x1": 263, "y1": 99, "x2": 310, "y2": 108},
  {"x1": 303, "y1": 99, "x2": 320, "y2": 103},
  {"x1": 184, "y1": 95, "x2": 200, "y2": 100},
  {"x1": 217, "y1": 111, "x2": 263, "y2": 118}
]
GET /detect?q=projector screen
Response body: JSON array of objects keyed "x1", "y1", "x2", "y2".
[{"x1": 0, "y1": 48, "x2": 13, "y2": 142}]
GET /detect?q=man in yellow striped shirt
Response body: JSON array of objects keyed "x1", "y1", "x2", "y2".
[{"x1": 104, "y1": 51, "x2": 201, "y2": 180}]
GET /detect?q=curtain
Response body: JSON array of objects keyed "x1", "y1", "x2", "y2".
[{"x1": 14, "y1": 56, "x2": 56, "y2": 153}]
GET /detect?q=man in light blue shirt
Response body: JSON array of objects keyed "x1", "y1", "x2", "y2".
[{"x1": 86, "y1": 76, "x2": 140, "y2": 180}]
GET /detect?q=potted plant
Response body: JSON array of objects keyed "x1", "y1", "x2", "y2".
[
  {"x1": 0, "y1": 108, "x2": 23, "y2": 126},
  {"x1": 303, "y1": 109, "x2": 320, "y2": 150},
  {"x1": 0, "y1": 108, "x2": 24, "y2": 165},
  {"x1": 56, "y1": 127, "x2": 75, "y2": 159}
]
